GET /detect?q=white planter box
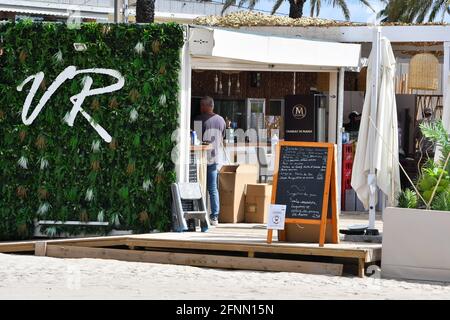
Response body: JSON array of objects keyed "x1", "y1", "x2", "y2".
[{"x1": 382, "y1": 207, "x2": 450, "y2": 282}]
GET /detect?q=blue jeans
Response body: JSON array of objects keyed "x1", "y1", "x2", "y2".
[{"x1": 207, "y1": 163, "x2": 220, "y2": 219}]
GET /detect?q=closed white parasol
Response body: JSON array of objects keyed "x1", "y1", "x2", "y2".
[{"x1": 351, "y1": 30, "x2": 401, "y2": 231}]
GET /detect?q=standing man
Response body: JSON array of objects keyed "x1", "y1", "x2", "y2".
[
  {"x1": 195, "y1": 96, "x2": 226, "y2": 226},
  {"x1": 344, "y1": 111, "x2": 361, "y2": 141}
]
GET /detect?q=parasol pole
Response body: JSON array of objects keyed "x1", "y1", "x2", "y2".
[{"x1": 367, "y1": 27, "x2": 382, "y2": 233}]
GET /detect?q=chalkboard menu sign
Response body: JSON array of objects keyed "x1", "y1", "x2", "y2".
[
  {"x1": 275, "y1": 145, "x2": 328, "y2": 220},
  {"x1": 267, "y1": 141, "x2": 339, "y2": 246}
]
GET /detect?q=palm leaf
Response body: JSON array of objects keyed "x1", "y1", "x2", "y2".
[
  {"x1": 398, "y1": 189, "x2": 418, "y2": 208},
  {"x1": 380, "y1": 0, "x2": 450, "y2": 23},
  {"x1": 221, "y1": 0, "x2": 237, "y2": 14},
  {"x1": 310, "y1": 0, "x2": 322, "y2": 16},
  {"x1": 334, "y1": 0, "x2": 351, "y2": 20},
  {"x1": 431, "y1": 191, "x2": 450, "y2": 211},
  {"x1": 271, "y1": 0, "x2": 285, "y2": 15}
]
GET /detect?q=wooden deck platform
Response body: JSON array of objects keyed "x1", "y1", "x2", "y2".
[{"x1": 0, "y1": 223, "x2": 381, "y2": 277}]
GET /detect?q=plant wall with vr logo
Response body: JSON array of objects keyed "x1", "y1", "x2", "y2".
[{"x1": 0, "y1": 21, "x2": 184, "y2": 240}]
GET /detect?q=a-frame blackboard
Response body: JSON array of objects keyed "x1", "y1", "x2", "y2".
[{"x1": 267, "y1": 141, "x2": 339, "y2": 247}]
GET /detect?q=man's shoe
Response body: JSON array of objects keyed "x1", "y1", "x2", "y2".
[{"x1": 210, "y1": 217, "x2": 219, "y2": 226}]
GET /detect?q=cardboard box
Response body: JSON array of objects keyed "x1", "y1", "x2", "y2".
[
  {"x1": 245, "y1": 184, "x2": 272, "y2": 223},
  {"x1": 219, "y1": 164, "x2": 258, "y2": 223}
]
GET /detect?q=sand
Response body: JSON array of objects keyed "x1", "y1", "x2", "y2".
[{"x1": 1, "y1": 253, "x2": 449, "y2": 299}]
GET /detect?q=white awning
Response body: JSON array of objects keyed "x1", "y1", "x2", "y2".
[{"x1": 189, "y1": 27, "x2": 361, "y2": 71}]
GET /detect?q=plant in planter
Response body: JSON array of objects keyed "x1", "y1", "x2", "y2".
[
  {"x1": 382, "y1": 120, "x2": 450, "y2": 282},
  {"x1": 397, "y1": 120, "x2": 450, "y2": 210}
]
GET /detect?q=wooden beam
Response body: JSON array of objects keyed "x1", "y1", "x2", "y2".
[
  {"x1": 0, "y1": 236, "x2": 380, "y2": 264},
  {"x1": 0, "y1": 234, "x2": 381, "y2": 264},
  {"x1": 126, "y1": 238, "x2": 370, "y2": 260},
  {"x1": 0, "y1": 236, "x2": 128, "y2": 253},
  {"x1": 45, "y1": 245, "x2": 344, "y2": 276},
  {"x1": 358, "y1": 258, "x2": 366, "y2": 278},
  {"x1": 0, "y1": 242, "x2": 35, "y2": 253}
]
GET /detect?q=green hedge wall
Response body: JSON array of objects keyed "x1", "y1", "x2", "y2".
[{"x1": 0, "y1": 21, "x2": 184, "y2": 240}]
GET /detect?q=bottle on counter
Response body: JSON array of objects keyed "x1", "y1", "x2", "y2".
[
  {"x1": 226, "y1": 128, "x2": 235, "y2": 144},
  {"x1": 191, "y1": 130, "x2": 198, "y2": 146},
  {"x1": 271, "y1": 132, "x2": 279, "y2": 146},
  {"x1": 225, "y1": 117, "x2": 232, "y2": 129},
  {"x1": 271, "y1": 132, "x2": 279, "y2": 155}
]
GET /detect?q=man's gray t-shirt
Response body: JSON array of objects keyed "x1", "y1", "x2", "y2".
[{"x1": 194, "y1": 113, "x2": 226, "y2": 164}]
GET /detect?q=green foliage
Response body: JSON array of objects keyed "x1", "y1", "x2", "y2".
[
  {"x1": 0, "y1": 22, "x2": 184, "y2": 240},
  {"x1": 416, "y1": 121, "x2": 450, "y2": 209},
  {"x1": 417, "y1": 161, "x2": 450, "y2": 203},
  {"x1": 398, "y1": 120, "x2": 450, "y2": 211},
  {"x1": 431, "y1": 191, "x2": 450, "y2": 211},
  {"x1": 379, "y1": 0, "x2": 450, "y2": 23},
  {"x1": 398, "y1": 189, "x2": 418, "y2": 209},
  {"x1": 420, "y1": 121, "x2": 450, "y2": 173}
]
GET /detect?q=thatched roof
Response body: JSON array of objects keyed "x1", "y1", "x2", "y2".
[
  {"x1": 193, "y1": 11, "x2": 360, "y2": 27},
  {"x1": 193, "y1": 11, "x2": 448, "y2": 28}
]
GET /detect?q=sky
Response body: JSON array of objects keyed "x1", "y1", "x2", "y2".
[{"x1": 250, "y1": 0, "x2": 450, "y2": 23}]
